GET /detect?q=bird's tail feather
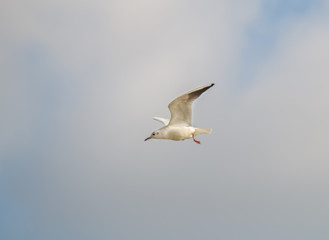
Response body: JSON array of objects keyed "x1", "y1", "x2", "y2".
[{"x1": 195, "y1": 128, "x2": 212, "y2": 135}]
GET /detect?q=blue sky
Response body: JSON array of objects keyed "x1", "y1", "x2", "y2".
[
  {"x1": 237, "y1": 0, "x2": 324, "y2": 89},
  {"x1": 1, "y1": 0, "x2": 329, "y2": 239}
]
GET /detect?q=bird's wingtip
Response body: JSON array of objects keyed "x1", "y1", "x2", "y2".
[{"x1": 210, "y1": 83, "x2": 215, "y2": 87}]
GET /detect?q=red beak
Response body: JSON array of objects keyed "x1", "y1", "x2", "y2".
[{"x1": 144, "y1": 137, "x2": 151, "y2": 141}]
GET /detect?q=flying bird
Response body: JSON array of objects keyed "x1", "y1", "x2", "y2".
[{"x1": 145, "y1": 83, "x2": 214, "y2": 144}]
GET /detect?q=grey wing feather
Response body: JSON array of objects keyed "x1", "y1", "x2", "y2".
[
  {"x1": 153, "y1": 117, "x2": 170, "y2": 126},
  {"x1": 168, "y1": 83, "x2": 214, "y2": 126}
]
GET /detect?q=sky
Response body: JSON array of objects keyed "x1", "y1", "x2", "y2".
[{"x1": 1, "y1": 0, "x2": 329, "y2": 239}]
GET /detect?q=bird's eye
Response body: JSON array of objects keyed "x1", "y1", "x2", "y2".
[{"x1": 152, "y1": 133, "x2": 155, "y2": 136}]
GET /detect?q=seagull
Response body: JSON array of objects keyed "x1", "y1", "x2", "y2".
[{"x1": 145, "y1": 83, "x2": 214, "y2": 144}]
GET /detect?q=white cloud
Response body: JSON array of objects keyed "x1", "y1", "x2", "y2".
[{"x1": 228, "y1": 10, "x2": 329, "y2": 180}]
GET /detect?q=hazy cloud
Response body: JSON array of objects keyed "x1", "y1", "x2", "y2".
[{"x1": 1, "y1": 1, "x2": 329, "y2": 240}]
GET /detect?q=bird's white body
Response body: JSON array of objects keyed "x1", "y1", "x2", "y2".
[
  {"x1": 154, "y1": 125, "x2": 212, "y2": 141},
  {"x1": 145, "y1": 83, "x2": 214, "y2": 144},
  {"x1": 165, "y1": 126, "x2": 195, "y2": 141}
]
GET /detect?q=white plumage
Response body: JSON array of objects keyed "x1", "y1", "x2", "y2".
[{"x1": 145, "y1": 83, "x2": 214, "y2": 144}]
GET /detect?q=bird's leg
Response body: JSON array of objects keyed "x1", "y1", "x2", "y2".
[{"x1": 192, "y1": 135, "x2": 201, "y2": 144}]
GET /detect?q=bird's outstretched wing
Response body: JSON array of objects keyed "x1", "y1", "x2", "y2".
[
  {"x1": 153, "y1": 117, "x2": 170, "y2": 126},
  {"x1": 168, "y1": 83, "x2": 214, "y2": 126}
]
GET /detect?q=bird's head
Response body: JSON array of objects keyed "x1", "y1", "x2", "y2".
[{"x1": 144, "y1": 130, "x2": 161, "y2": 141}]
